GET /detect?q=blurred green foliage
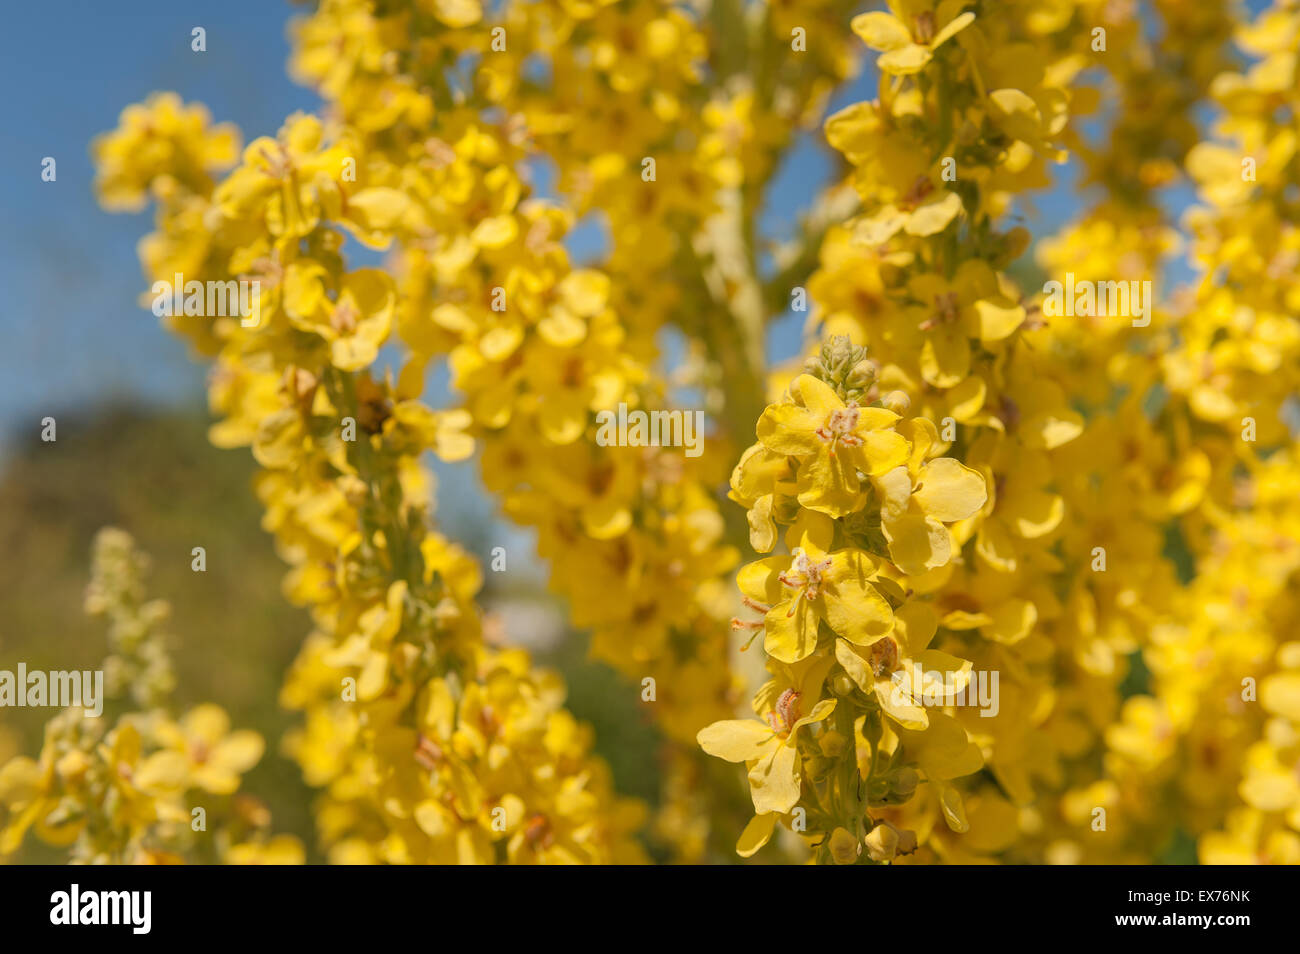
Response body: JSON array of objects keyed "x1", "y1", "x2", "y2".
[{"x1": 0, "y1": 405, "x2": 316, "y2": 860}]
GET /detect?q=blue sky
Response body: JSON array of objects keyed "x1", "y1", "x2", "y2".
[{"x1": 0, "y1": 1, "x2": 319, "y2": 452}]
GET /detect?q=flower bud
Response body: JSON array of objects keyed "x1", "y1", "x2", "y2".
[
  {"x1": 891, "y1": 767, "x2": 919, "y2": 799},
  {"x1": 829, "y1": 827, "x2": 860, "y2": 864},
  {"x1": 881, "y1": 390, "x2": 911, "y2": 414},
  {"x1": 864, "y1": 820, "x2": 899, "y2": 861},
  {"x1": 820, "y1": 730, "x2": 848, "y2": 757},
  {"x1": 805, "y1": 335, "x2": 876, "y2": 401},
  {"x1": 55, "y1": 748, "x2": 90, "y2": 783}
]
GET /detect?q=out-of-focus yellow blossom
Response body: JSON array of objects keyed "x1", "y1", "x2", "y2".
[
  {"x1": 0, "y1": 530, "x2": 296, "y2": 864},
  {"x1": 69, "y1": 0, "x2": 1300, "y2": 866}
]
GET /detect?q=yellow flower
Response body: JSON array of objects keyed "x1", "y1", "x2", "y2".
[
  {"x1": 903, "y1": 261, "x2": 1025, "y2": 389},
  {"x1": 152, "y1": 705, "x2": 265, "y2": 795},
  {"x1": 283, "y1": 265, "x2": 395, "y2": 371},
  {"x1": 737, "y1": 511, "x2": 894, "y2": 663},
  {"x1": 835, "y1": 601, "x2": 971, "y2": 730},
  {"x1": 697, "y1": 658, "x2": 837, "y2": 815},
  {"x1": 825, "y1": 104, "x2": 965, "y2": 242},
  {"x1": 873, "y1": 456, "x2": 987, "y2": 576},
  {"x1": 757, "y1": 374, "x2": 909, "y2": 517},
  {"x1": 92, "y1": 93, "x2": 240, "y2": 210},
  {"x1": 851, "y1": 1, "x2": 975, "y2": 76}
]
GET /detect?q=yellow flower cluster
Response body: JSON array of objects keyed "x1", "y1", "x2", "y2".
[
  {"x1": 284, "y1": 3, "x2": 887, "y2": 860},
  {"x1": 702, "y1": 0, "x2": 1106, "y2": 861},
  {"x1": 1065, "y1": 0, "x2": 1300, "y2": 864},
  {"x1": 705, "y1": 339, "x2": 990, "y2": 859},
  {"x1": 0, "y1": 530, "x2": 295, "y2": 864},
  {"x1": 697, "y1": 0, "x2": 1300, "y2": 864},
  {"x1": 31, "y1": 0, "x2": 1300, "y2": 864},
  {"x1": 285, "y1": 1, "x2": 749, "y2": 763},
  {"x1": 87, "y1": 75, "x2": 646, "y2": 861}
]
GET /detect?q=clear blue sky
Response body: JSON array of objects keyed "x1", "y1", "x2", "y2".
[{"x1": 0, "y1": 1, "x2": 321, "y2": 451}]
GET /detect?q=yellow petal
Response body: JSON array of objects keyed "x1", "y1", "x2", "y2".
[
  {"x1": 836, "y1": 638, "x2": 875, "y2": 693},
  {"x1": 920, "y1": 326, "x2": 970, "y2": 388},
  {"x1": 580, "y1": 494, "x2": 632, "y2": 540},
  {"x1": 1002, "y1": 487, "x2": 1064, "y2": 538},
  {"x1": 913, "y1": 650, "x2": 974, "y2": 703},
  {"x1": 875, "y1": 676, "x2": 929, "y2": 730},
  {"x1": 913, "y1": 458, "x2": 988, "y2": 522},
  {"x1": 797, "y1": 450, "x2": 867, "y2": 517},
  {"x1": 884, "y1": 512, "x2": 952, "y2": 575},
  {"x1": 792, "y1": 698, "x2": 837, "y2": 733},
  {"x1": 765, "y1": 597, "x2": 822, "y2": 663},
  {"x1": 974, "y1": 298, "x2": 1025, "y2": 341},
  {"x1": 557, "y1": 270, "x2": 610, "y2": 317},
  {"x1": 183, "y1": 703, "x2": 232, "y2": 742},
  {"x1": 736, "y1": 812, "x2": 778, "y2": 858},
  {"x1": 988, "y1": 88, "x2": 1043, "y2": 143},
  {"x1": 346, "y1": 187, "x2": 410, "y2": 232},
  {"x1": 1240, "y1": 770, "x2": 1300, "y2": 812},
  {"x1": 853, "y1": 205, "x2": 907, "y2": 245},
  {"x1": 784, "y1": 509, "x2": 836, "y2": 556},
  {"x1": 980, "y1": 598, "x2": 1038, "y2": 644},
  {"x1": 855, "y1": 429, "x2": 912, "y2": 475},
  {"x1": 135, "y1": 751, "x2": 189, "y2": 792},
  {"x1": 1261, "y1": 672, "x2": 1300, "y2": 721},
  {"x1": 748, "y1": 744, "x2": 801, "y2": 815},
  {"x1": 471, "y1": 215, "x2": 518, "y2": 249},
  {"x1": 537, "y1": 309, "x2": 587, "y2": 347},
  {"x1": 697, "y1": 720, "x2": 775, "y2": 763},
  {"x1": 747, "y1": 495, "x2": 777, "y2": 552},
  {"x1": 431, "y1": 0, "x2": 482, "y2": 28},
  {"x1": 757, "y1": 403, "x2": 824, "y2": 456},
  {"x1": 1021, "y1": 407, "x2": 1084, "y2": 450},
  {"x1": 932, "y1": 10, "x2": 976, "y2": 48},
  {"x1": 850, "y1": 12, "x2": 913, "y2": 51},
  {"x1": 737, "y1": 556, "x2": 788, "y2": 604},
  {"x1": 904, "y1": 191, "x2": 963, "y2": 236},
  {"x1": 894, "y1": 600, "x2": 939, "y2": 655},
  {"x1": 825, "y1": 562, "x2": 894, "y2": 645},
  {"x1": 791, "y1": 374, "x2": 843, "y2": 416},
  {"x1": 212, "y1": 731, "x2": 265, "y2": 775},
  {"x1": 879, "y1": 44, "x2": 933, "y2": 75}
]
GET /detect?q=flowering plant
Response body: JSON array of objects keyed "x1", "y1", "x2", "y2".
[{"x1": 3, "y1": 0, "x2": 1300, "y2": 866}]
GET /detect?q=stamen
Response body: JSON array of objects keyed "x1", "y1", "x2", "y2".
[
  {"x1": 778, "y1": 547, "x2": 835, "y2": 615},
  {"x1": 414, "y1": 734, "x2": 443, "y2": 771},
  {"x1": 814, "y1": 402, "x2": 864, "y2": 456},
  {"x1": 331, "y1": 299, "x2": 360, "y2": 334},
  {"x1": 767, "y1": 689, "x2": 802, "y2": 736},
  {"x1": 915, "y1": 11, "x2": 937, "y2": 44},
  {"x1": 869, "y1": 637, "x2": 900, "y2": 678}
]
